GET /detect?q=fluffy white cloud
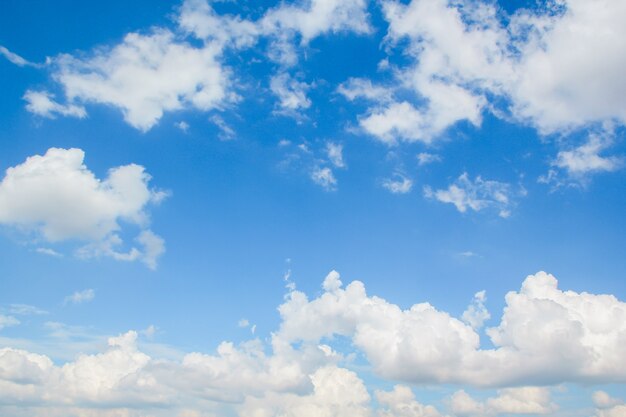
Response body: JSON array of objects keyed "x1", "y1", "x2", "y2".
[
  {"x1": 23, "y1": 90, "x2": 86, "y2": 119},
  {"x1": 461, "y1": 291, "x2": 490, "y2": 330},
  {"x1": 450, "y1": 387, "x2": 556, "y2": 416},
  {"x1": 239, "y1": 366, "x2": 371, "y2": 417},
  {"x1": 262, "y1": 0, "x2": 370, "y2": 42},
  {"x1": 52, "y1": 30, "x2": 231, "y2": 131},
  {"x1": 424, "y1": 173, "x2": 514, "y2": 218},
  {"x1": 278, "y1": 270, "x2": 626, "y2": 386},
  {"x1": 554, "y1": 134, "x2": 622, "y2": 176},
  {"x1": 0, "y1": 148, "x2": 166, "y2": 268},
  {"x1": 376, "y1": 385, "x2": 443, "y2": 417},
  {"x1": 1, "y1": 271, "x2": 626, "y2": 415},
  {"x1": 382, "y1": 174, "x2": 413, "y2": 194},
  {"x1": 64, "y1": 289, "x2": 95, "y2": 305},
  {"x1": 339, "y1": 0, "x2": 626, "y2": 157}
]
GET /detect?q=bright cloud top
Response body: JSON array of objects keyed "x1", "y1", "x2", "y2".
[{"x1": 0, "y1": 148, "x2": 166, "y2": 268}]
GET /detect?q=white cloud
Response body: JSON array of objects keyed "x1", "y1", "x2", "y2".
[
  {"x1": 461, "y1": 290, "x2": 490, "y2": 330},
  {"x1": 0, "y1": 315, "x2": 20, "y2": 330},
  {"x1": 382, "y1": 174, "x2": 413, "y2": 194},
  {"x1": 337, "y1": 0, "x2": 626, "y2": 156},
  {"x1": 326, "y1": 143, "x2": 345, "y2": 168},
  {"x1": 240, "y1": 366, "x2": 372, "y2": 417},
  {"x1": 209, "y1": 114, "x2": 235, "y2": 140},
  {"x1": 277, "y1": 270, "x2": 626, "y2": 387},
  {"x1": 554, "y1": 134, "x2": 622, "y2": 176},
  {"x1": 1, "y1": 271, "x2": 626, "y2": 415},
  {"x1": 8, "y1": 304, "x2": 47, "y2": 316},
  {"x1": 338, "y1": 78, "x2": 393, "y2": 103},
  {"x1": 260, "y1": 0, "x2": 371, "y2": 46},
  {"x1": 175, "y1": 121, "x2": 190, "y2": 133},
  {"x1": 35, "y1": 248, "x2": 63, "y2": 257},
  {"x1": 376, "y1": 385, "x2": 443, "y2": 417},
  {"x1": 417, "y1": 152, "x2": 441, "y2": 166},
  {"x1": 424, "y1": 173, "x2": 514, "y2": 218},
  {"x1": 450, "y1": 387, "x2": 557, "y2": 416},
  {"x1": 0, "y1": 148, "x2": 166, "y2": 268},
  {"x1": 310, "y1": 167, "x2": 337, "y2": 191},
  {"x1": 270, "y1": 72, "x2": 311, "y2": 113},
  {"x1": 64, "y1": 289, "x2": 95, "y2": 305},
  {"x1": 0, "y1": 45, "x2": 35, "y2": 67},
  {"x1": 594, "y1": 391, "x2": 625, "y2": 409},
  {"x1": 52, "y1": 30, "x2": 232, "y2": 131},
  {"x1": 178, "y1": 0, "x2": 260, "y2": 49},
  {"x1": 23, "y1": 90, "x2": 87, "y2": 119}
]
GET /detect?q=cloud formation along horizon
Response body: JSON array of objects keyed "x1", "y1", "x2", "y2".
[{"x1": 0, "y1": 270, "x2": 625, "y2": 416}]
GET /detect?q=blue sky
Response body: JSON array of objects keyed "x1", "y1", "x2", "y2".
[{"x1": 1, "y1": 0, "x2": 625, "y2": 416}]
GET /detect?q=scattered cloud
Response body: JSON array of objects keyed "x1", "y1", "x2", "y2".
[
  {"x1": 64, "y1": 289, "x2": 95, "y2": 305},
  {"x1": 382, "y1": 173, "x2": 413, "y2": 194},
  {"x1": 23, "y1": 90, "x2": 86, "y2": 119},
  {"x1": 417, "y1": 152, "x2": 441, "y2": 166},
  {"x1": 8, "y1": 304, "x2": 48, "y2": 316},
  {"x1": 175, "y1": 121, "x2": 190, "y2": 133},
  {"x1": 554, "y1": 134, "x2": 622, "y2": 177},
  {"x1": 461, "y1": 290, "x2": 490, "y2": 330},
  {"x1": 209, "y1": 114, "x2": 235, "y2": 140},
  {"x1": 270, "y1": 72, "x2": 311, "y2": 114},
  {"x1": 0, "y1": 315, "x2": 20, "y2": 330},
  {"x1": 0, "y1": 148, "x2": 166, "y2": 268},
  {"x1": 326, "y1": 142, "x2": 345, "y2": 168},
  {"x1": 424, "y1": 173, "x2": 515, "y2": 218},
  {"x1": 35, "y1": 247, "x2": 63, "y2": 257},
  {"x1": 310, "y1": 166, "x2": 337, "y2": 191}
]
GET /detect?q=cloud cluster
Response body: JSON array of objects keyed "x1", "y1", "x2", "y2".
[
  {"x1": 23, "y1": 0, "x2": 372, "y2": 130},
  {"x1": 1, "y1": 270, "x2": 625, "y2": 416},
  {"x1": 277, "y1": 270, "x2": 626, "y2": 386},
  {"x1": 0, "y1": 148, "x2": 166, "y2": 268}
]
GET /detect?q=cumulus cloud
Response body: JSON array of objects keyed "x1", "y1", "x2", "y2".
[
  {"x1": 0, "y1": 148, "x2": 166, "y2": 268},
  {"x1": 64, "y1": 289, "x2": 95, "y2": 305},
  {"x1": 335, "y1": 0, "x2": 626, "y2": 160},
  {"x1": 51, "y1": 30, "x2": 232, "y2": 131},
  {"x1": 277, "y1": 270, "x2": 626, "y2": 386},
  {"x1": 424, "y1": 173, "x2": 515, "y2": 218},
  {"x1": 450, "y1": 387, "x2": 557, "y2": 416},
  {"x1": 376, "y1": 385, "x2": 443, "y2": 417},
  {"x1": 1, "y1": 271, "x2": 626, "y2": 415}
]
